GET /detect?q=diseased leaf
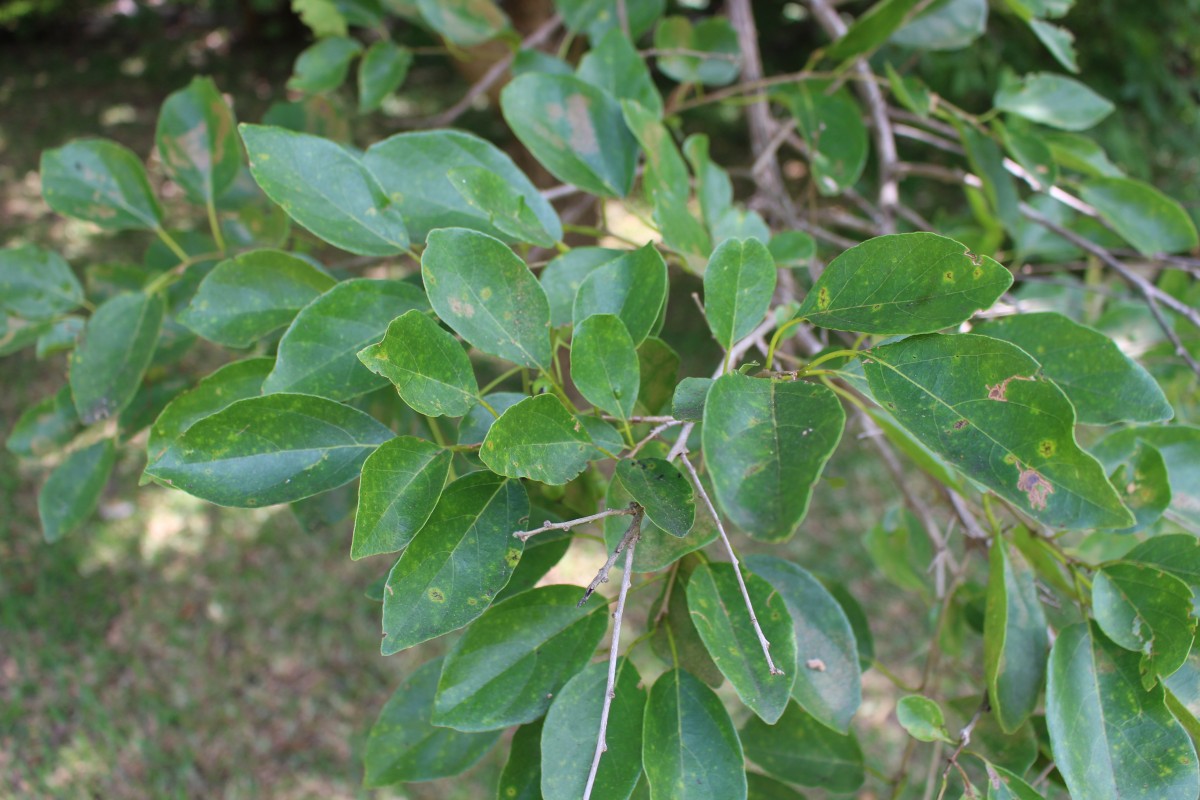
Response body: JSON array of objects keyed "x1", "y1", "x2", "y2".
[
  {"x1": 703, "y1": 374, "x2": 845, "y2": 542},
  {"x1": 741, "y1": 700, "x2": 865, "y2": 793},
  {"x1": 746, "y1": 555, "x2": 863, "y2": 734},
  {"x1": 381, "y1": 472, "x2": 528, "y2": 654},
  {"x1": 863, "y1": 334, "x2": 1134, "y2": 529},
  {"x1": 574, "y1": 244, "x2": 668, "y2": 346},
  {"x1": 1091, "y1": 426, "x2": 1200, "y2": 533},
  {"x1": 896, "y1": 695, "x2": 954, "y2": 743},
  {"x1": 571, "y1": 313, "x2": 639, "y2": 420},
  {"x1": 577, "y1": 29, "x2": 662, "y2": 116},
  {"x1": 7, "y1": 386, "x2": 80, "y2": 458},
  {"x1": 287, "y1": 36, "x2": 362, "y2": 95},
  {"x1": 984, "y1": 540, "x2": 1049, "y2": 732},
  {"x1": 994, "y1": 72, "x2": 1115, "y2": 131},
  {"x1": 642, "y1": 669, "x2": 747, "y2": 800},
  {"x1": 1092, "y1": 563, "x2": 1195, "y2": 688},
  {"x1": 0, "y1": 244, "x2": 85, "y2": 321},
  {"x1": 798, "y1": 233, "x2": 1012, "y2": 334},
  {"x1": 358, "y1": 309, "x2": 478, "y2": 417},
  {"x1": 1079, "y1": 177, "x2": 1199, "y2": 256},
  {"x1": 264, "y1": 278, "x2": 428, "y2": 400},
  {"x1": 69, "y1": 291, "x2": 165, "y2": 424},
  {"x1": 364, "y1": 130, "x2": 561, "y2": 244},
  {"x1": 433, "y1": 585, "x2": 610, "y2": 731},
  {"x1": 40, "y1": 139, "x2": 163, "y2": 231},
  {"x1": 241, "y1": 124, "x2": 409, "y2": 255},
  {"x1": 498, "y1": 720, "x2": 543, "y2": 800},
  {"x1": 422, "y1": 228, "x2": 552, "y2": 371},
  {"x1": 178, "y1": 249, "x2": 335, "y2": 348},
  {"x1": 703, "y1": 238, "x2": 777, "y2": 350},
  {"x1": 38, "y1": 439, "x2": 116, "y2": 543},
  {"x1": 687, "y1": 562, "x2": 797, "y2": 724},
  {"x1": 447, "y1": 166, "x2": 556, "y2": 248},
  {"x1": 500, "y1": 72, "x2": 638, "y2": 197},
  {"x1": 481, "y1": 394, "x2": 594, "y2": 485},
  {"x1": 358, "y1": 40, "x2": 412, "y2": 113},
  {"x1": 617, "y1": 458, "x2": 694, "y2": 537},
  {"x1": 1094, "y1": 440, "x2": 1172, "y2": 533},
  {"x1": 980, "y1": 311, "x2": 1171, "y2": 424},
  {"x1": 351, "y1": 435, "x2": 450, "y2": 560},
  {"x1": 363, "y1": 657, "x2": 500, "y2": 787},
  {"x1": 146, "y1": 393, "x2": 393, "y2": 507},
  {"x1": 542, "y1": 659, "x2": 645, "y2": 800},
  {"x1": 1046, "y1": 622, "x2": 1200, "y2": 800}
]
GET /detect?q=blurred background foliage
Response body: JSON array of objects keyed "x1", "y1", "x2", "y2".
[{"x1": 1, "y1": 0, "x2": 1197, "y2": 797}]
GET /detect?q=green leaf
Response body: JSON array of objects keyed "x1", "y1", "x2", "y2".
[
  {"x1": 38, "y1": 439, "x2": 116, "y2": 543},
  {"x1": 650, "y1": 555, "x2": 725, "y2": 688},
  {"x1": 683, "y1": 134, "x2": 734, "y2": 233},
  {"x1": 617, "y1": 458, "x2": 694, "y2": 537},
  {"x1": 885, "y1": 62, "x2": 934, "y2": 117},
  {"x1": 351, "y1": 435, "x2": 450, "y2": 560},
  {"x1": 542, "y1": 659, "x2": 646, "y2": 800},
  {"x1": 653, "y1": 16, "x2": 740, "y2": 86},
  {"x1": 1093, "y1": 563, "x2": 1196, "y2": 688},
  {"x1": 687, "y1": 562, "x2": 797, "y2": 724},
  {"x1": 7, "y1": 387, "x2": 80, "y2": 458},
  {"x1": 980, "y1": 311, "x2": 1171, "y2": 425},
  {"x1": 145, "y1": 357, "x2": 272, "y2": 467},
  {"x1": 363, "y1": 657, "x2": 500, "y2": 787},
  {"x1": 364, "y1": 130, "x2": 561, "y2": 244},
  {"x1": 984, "y1": 762, "x2": 1046, "y2": 800},
  {"x1": 746, "y1": 774, "x2": 806, "y2": 800},
  {"x1": 863, "y1": 333, "x2": 1134, "y2": 529},
  {"x1": 447, "y1": 166, "x2": 557, "y2": 248},
  {"x1": 497, "y1": 720, "x2": 543, "y2": 800},
  {"x1": 263, "y1": 278, "x2": 427, "y2": 400},
  {"x1": 702, "y1": 374, "x2": 845, "y2": 542},
  {"x1": 636, "y1": 337, "x2": 680, "y2": 415},
  {"x1": 959, "y1": 121, "x2": 1021, "y2": 233},
  {"x1": 178, "y1": 249, "x2": 335, "y2": 348},
  {"x1": 358, "y1": 310, "x2": 478, "y2": 417},
  {"x1": 155, "y1": 76, "x2": 240, "y2": 207},
  {"x1": 779, "y1": 82, "x2": 868, "y2": 196},
  {"x1": 1043, "y1": 131, "x2": 1123, "y2": 177},
  {"x1": 1079, "y1": 177, "x2": 1199, "y2": 256},
  {"x1": 891, "y1": 0, "x2": 987, "y2": 50},
  {"x1": 422, "y1": 228, "x2": 552, "y2": 371},
  {"x1": 797, "y1": 233, "x2": 1011, "y2": 334},
  {"x1": 672, "y1": 377, "x2": 713, "y2": 422},
  {"x1": 746, "y1": 555, "x2": 862, "y2": 734},
  {"x1": 457, "y1": 392, "x2": 526, "y2": 446},
  {"x1": 1095, "y1": 441, "x2": 1172, "y2": 533},
  {"x1": 1046, "y1": 623, "x2": 1200, "y2": 800},
  {"x1": 1092, "y1": 426, "x2": 1200, "y2": 533},
  {"x1": 292, "y1": 0, "x2": 346, "y2": 37},
  {"x1": 541, "y1": 248, "x2": 624, "y2": 328},
  {"x1": 571, "y1": 314, "x2": 639, "y2": 420},
  {"x1": 997, "y1": 121, "x2": 1059, "y2": 190},
  {"x1": 382, "y1": 471, "x2": 528, "y2": 653},
  {"x1": 0, "y1": 244, "x2": 84, "y2": 321},
  {"x1": 500, "y1": 72, "x2": 638, "y2": 197},
  {"x1": 481, "y1": 394, "x2": 595, "y2": 485},
  {"x1": 555, "y1": 0, "x2": 664, "y2": 41},
  {"x1": 984, "y1": 540, "x2": 1049, "y2": 733},
  {"x1": 40, "y1": 139, "x2": 163, "y2": 231},
  {"x1": 994, "y1": 72, "x2": 1115, "y2": 131},
  {"x1": 146, "y1": 393, "x2": 393, "y2": 507},
  {"x1": 577, "y1": 29, "x2": 662, "y2": 116},
  {"x1": 497, "y1": 515, "x2": 571, "y2": 603},
  {"x1": 240, "y1": 124, "x2": 409, "y2": 255},
  {"x1": 287, "y1": 36, "x2": 362, "y2": 95},
  {"x1": 1124, "y1": 536, "x2": 1200, "y2": 606},
  {"x1": 434, "y1": 585, "x2": 610, "y2": 731},
  {"x1": 415, "y1": 0, "x2": 508, "y2": 45},
  {"x1": 35, "y1": 316, "x2": 83, "y2": 359},
  {"x1": 896, "y1": 695, "x2": 954, "y2": 743},
  {"x1": 358, "y1": 40, "x2": 412, "y2": 113},
  {"x1": 643, "y1": 669, "x2": 747, "y2": 800},
  {"x1": 606, "y1": 472, "x2": 717, "y2": 572},
  {"x1": 768, "y1": 231, "x2": 816, "y2": 271},
  {"x1": 574, "y1": 244, "x2": 668, "y2": 345},
  {"x1": 69, "y1": 291, "x2": 165, "y2": 424},
  {"x1": 703, "y1": 238, "x2": 776, "y2": 351},
  {"x1": 825, "y1": 0, "x2": 924, "y2": 62},
  {"x1": 741, "y1": 700, "x2": 865, "y2": 793}
]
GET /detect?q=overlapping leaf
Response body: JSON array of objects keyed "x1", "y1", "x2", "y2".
[
  {"x1": 984, "y1": 540, "x2": 1048, "y2": 732},
  {"x1": 351, "y1": 435, "x2": 450, "y2": 560},
  {"x1": 481, "y1": 394, "x2": 595, "y2": 485},
  {"x1": 358, "y1": 309, "x2": 477, "y2": 417}
]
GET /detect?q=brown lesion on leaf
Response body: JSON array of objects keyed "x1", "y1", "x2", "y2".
[
  {"x1": 952, "y1": 419, "x2": 969, "y2": 430},
  {"x1": 565, "y1": 93, "x2": 599, "y2": 155},
  {"x1": 1017, "y1": 465, "x2": 1054, "y2": 510},
  {"x1": 986, "y1": 374, "x2": 1034, "y2": 402},
  {"x1": 1038, "y1": 439, "x2": 1057, "y2": 458},
  {"x1": 816, "y1": 285, "x2": 831, "y2": 310}
]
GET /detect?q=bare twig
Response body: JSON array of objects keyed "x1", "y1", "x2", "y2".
[
  {"x1": 942, "y1": 696, "x2": 989, "y2": 784},
  {"x1": 401, "y1": 15, "x2": 561, "y2": 129},
  {"x1": 579, "y1": 508, "x2": 644, "y2": 607},
  {"x1": 515, "y1": 506, "x2": 636, "y2": 542},
  {"x1": 626, "y1": 420, "x2": 684, "y2": 458},
  {"x1": 679, "y1": 454, "x2": 783, "y2": 675},
  {"x1": 581, "y1": 518, "x2": 640, "y2": 800}
]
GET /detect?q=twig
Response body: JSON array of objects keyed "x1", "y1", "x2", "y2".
[
  {"x1": 581, "y1": 517, "x2": 640, "y2": 800},
  {"x1": 941, "y1": 695, "x2": 989, "y2": 783},
  {"x1": 401, "y1": 15, "x2": 561, "y2": 129},
  {"x1": 679, "y1": 454, "x2": 783, "y2": 675},
  {"x1": 626, "y1": 420, "x2": 684, "y2": 458},
  {"x1": 515, "y1": 506, "x2": 636, "y2": 542},
  {"x1": 580, "y1": 507, "x2": 644, "y2": 607}
]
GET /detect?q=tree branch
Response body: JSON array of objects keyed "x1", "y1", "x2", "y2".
[
  {"x1": 579, "y1": 507, "x2": 644, "y2": 607},
  {"x1": 515, "y1": 506, "x2": 637, "y2": 542}
]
